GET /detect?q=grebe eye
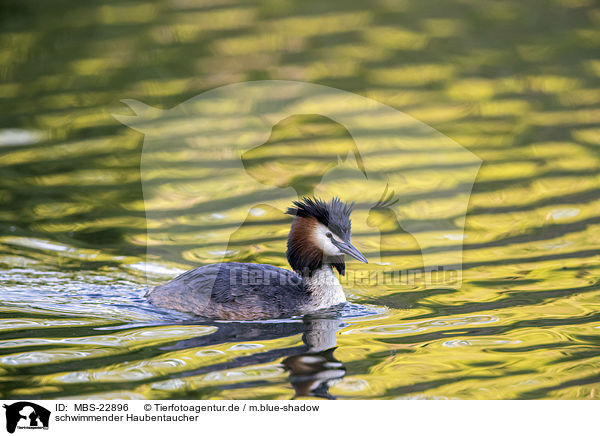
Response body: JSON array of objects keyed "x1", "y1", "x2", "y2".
[{"x1": 326, "y1": 232, "x2": 332, "y2": 238}]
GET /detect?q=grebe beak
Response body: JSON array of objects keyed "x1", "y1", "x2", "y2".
[{"x1": 333, "y1": 239, "x2": 368, "y2": 263}]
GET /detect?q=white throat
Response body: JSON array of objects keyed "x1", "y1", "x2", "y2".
[{"x1": 302, "y1": 265, "x2": 346, "y2": 311}]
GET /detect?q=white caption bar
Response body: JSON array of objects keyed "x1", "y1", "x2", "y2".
[{"x1": 1, "y1": 400, "x2": 596, "y2": 436}]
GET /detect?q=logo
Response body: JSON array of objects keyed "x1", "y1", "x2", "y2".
[
  {"x1": 114, "y1": 80, "x2": 481, "y2": 297},
  {"x1": 2, "y1": 402, "x2": 50, "y2": 434}
]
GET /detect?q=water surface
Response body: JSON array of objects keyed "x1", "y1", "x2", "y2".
[{"x1": 1, "y1": 0, "x2": 599, "y2": 399}]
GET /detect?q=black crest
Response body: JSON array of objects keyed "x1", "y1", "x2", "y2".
[{"x1": 285, "y1": 197, "x2": 354, "y2": 240}]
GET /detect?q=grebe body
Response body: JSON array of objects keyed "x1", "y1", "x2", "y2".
[{"x1": 146, "y1": 198, "x2": 367, "y2": 320}]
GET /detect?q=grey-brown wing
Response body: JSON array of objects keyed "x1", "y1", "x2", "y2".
[{"x1": 147, "y1": 263, "x2": 307, "y2": 317}]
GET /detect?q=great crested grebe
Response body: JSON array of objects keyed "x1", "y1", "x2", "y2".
[{"x1": 146, "y1": 197, "x2": 368, "y2": 320}]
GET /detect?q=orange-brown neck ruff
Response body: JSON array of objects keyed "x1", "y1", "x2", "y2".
[{"x1": 287, "y1": 216, "x2": 323, "y2": 275}]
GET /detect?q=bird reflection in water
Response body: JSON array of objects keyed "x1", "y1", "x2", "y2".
[
  {"x1": 164, "y1": 315, "x2": 346, "y2": 399},
  {"x1": 283, "y1": 316, "x2": 346, "y2": 399}
]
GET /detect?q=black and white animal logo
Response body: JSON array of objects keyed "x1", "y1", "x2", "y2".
[{"x1": 3, "y1": 402, "x2": 50, "y2": 434}]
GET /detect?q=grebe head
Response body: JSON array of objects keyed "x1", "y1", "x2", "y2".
[{"x1": 285, "y1": 197, "x2": 368, "y2": 276}]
